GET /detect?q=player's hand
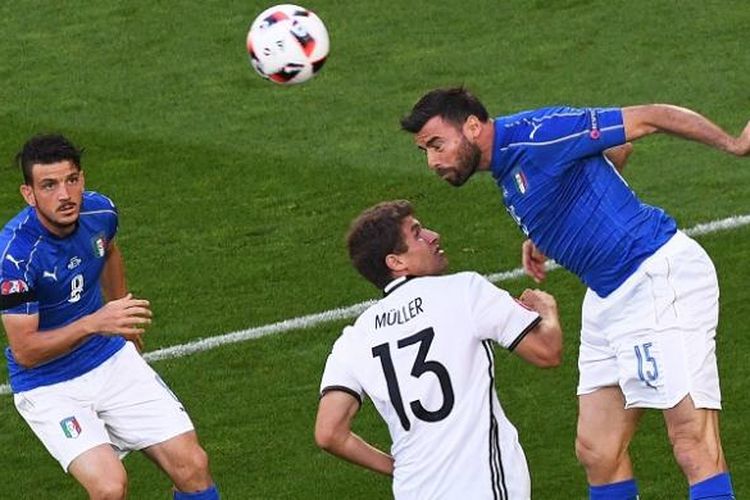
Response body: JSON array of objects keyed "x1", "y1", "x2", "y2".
[
  {"x1": 88, "y1": 293, "x2": 152, "y2": 340},
  {"x1": 518, "y1": 288, "x2": 559, "y2": 319},
  {"x1": 522, "y1": 239, "x2": 547, "y2": 283}
]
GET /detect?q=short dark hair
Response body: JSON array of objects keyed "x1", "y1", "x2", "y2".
[
  {"x1": 16, "y1": 134, "x2": 83, "y2": 185},
  {"x1": 347, "y1": 200, "x2": 414, "y2": 290},
  {"x1": 400, "y1": 86, "x2": 490, "y2": 133}
]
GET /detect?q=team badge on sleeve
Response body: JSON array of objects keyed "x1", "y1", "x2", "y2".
[
  {"x1": 60, "y1": 416, "x2": 82, "y2": 439},
  {"x1": 1, "y1": 279, "x2": 29, "y2": 295}
]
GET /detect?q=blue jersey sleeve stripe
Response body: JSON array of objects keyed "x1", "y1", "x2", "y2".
[
  {"x1": 23, "y1": 236, "x2": 43, "y2": 284},
  {"x1": 501, "y1": 124, "x2": 624, "y2": 150},
  {"x1": 80, "y1": 209, "x2": 117, "y2": 216}
]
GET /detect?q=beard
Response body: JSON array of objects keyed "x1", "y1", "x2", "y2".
[
  {"x1": 35, "y1": 202, "x2": 80, "y2": 236},
  {"x1": 439, "y1": 137, "x2": 482, "y2": 187}
]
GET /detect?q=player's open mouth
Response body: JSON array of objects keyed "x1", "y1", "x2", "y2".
[{"x1": 58, "y1": 204, "x2": 76, "y2": 213}]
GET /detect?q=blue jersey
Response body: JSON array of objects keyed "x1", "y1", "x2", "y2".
[
  {"x1": 0, "y1": 191, "x2": 126, "y2": 392},
  {"x1": 490, "y1": 107, "x2": 677, "y2": 297}
]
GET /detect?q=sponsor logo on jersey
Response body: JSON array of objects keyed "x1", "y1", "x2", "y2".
[
  {"x1": 60, "y1": 416, "x2": 82, "y2": 439},
  {"x1": 1, "y1": 279, "x2": 29, "y2": 295},
  {"x1": 91, "y1": 234, "x2": 106, "y2": 258},
  {"x1": 513, "y1": 168, "x2": 528, "y2": 194},
  {"x1": 43, "y1": 268, "x2": 58, "y2": 281},
  {"x1": 67, "y1": 256, "x2": 82, "y2": 270},
  {"x1": 4, "y1": 254, "x2": 24, "y2": 270},
  {"x1": 529, "y1": 121, "x2": 543, "y2": 140}
]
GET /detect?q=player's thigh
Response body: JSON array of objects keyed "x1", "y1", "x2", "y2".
[
  {"x1": 14, "y1": 386, "x2": 113, "y2": 471},
  {"x1": 97, "y1": 342, "x2": 195, "y2": 451},
  {"x1": 68, "y1": 444, "x2": 127, "y2": 497},
  {"x1": 577, "y1": 386, "x2": 643, "y2": 451}
]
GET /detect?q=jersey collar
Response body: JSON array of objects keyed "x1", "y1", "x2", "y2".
[{"x1": 382, "y1": 275, "x2": 415, "y2": 296}]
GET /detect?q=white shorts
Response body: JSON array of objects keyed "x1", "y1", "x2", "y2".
[
  {"x1": 14, "y1": 342, "x2": 194, "y2": 471},
  {"x1": 577, "y1": 231, "x2": 722, "y2": 410}
]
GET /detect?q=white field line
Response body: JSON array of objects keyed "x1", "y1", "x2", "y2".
[{"x1": 1, "y1": 213, "x2": 749, "y2": 396}]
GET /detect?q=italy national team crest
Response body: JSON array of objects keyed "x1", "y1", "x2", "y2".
[
  {"x1": 91, "y1": 233, "x2": 107, "y2": 258},
  {"x1": 512, "y1": 167, "x2": 528, "y2": 194},
  {"x1": 60, "y1": 416, "x2": 82, "y2": 439}
]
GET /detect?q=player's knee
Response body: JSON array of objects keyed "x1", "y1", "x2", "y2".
[
  {"x1": 575, "y1": 434, "x2": 598, "y2": 468},
  {"x1": 669, "y1": 429, "x2": 718, "y2": 477},
  {"x1": 171, "y1": 446, "x2": 212, "y2": 488},
  {"x1": 575, "y1": 434, "x2": 622, "y2": 473},
  {"x1": 87, "y1": 476, "x2": 127, "y2": 500}
]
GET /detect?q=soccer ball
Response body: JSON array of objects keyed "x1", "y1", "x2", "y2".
[{"x1": 246, "y1": 4, "x2": 330, "y2": 85}]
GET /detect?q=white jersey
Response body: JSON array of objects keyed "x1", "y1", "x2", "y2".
[{"x1": 320, "y1": 272, "x2": 540, "y2": 500}]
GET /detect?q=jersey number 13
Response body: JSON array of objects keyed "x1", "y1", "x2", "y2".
[{"x1": 372, "y1": 327, "x2": 455, "y2": 431}]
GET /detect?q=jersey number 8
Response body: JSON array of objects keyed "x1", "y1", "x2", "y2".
[{"x1": 68, "y1": 274, "x2": 84, "y2": 303}]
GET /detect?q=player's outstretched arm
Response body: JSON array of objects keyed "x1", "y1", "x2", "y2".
[
  {"x1": 1, "y1": 294, "x2": 151, "y2": 368},
  {"x1": 622, "y1": 104, "x2": 750, "y2": 156},
  {"x1": 512, "y1": 289, "x2": 562, "y2": 368},
  {"x1": 315, "y1": 390, "x2": 394, "y2": 476}
]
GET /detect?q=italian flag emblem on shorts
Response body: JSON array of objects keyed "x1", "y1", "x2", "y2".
[{"x1": 60, "y1": 416, "x2": 82, "y2": 439}]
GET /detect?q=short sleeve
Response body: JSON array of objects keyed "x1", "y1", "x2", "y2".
[
  {"x1": 0, "y1": 253, "x2": 38, "y2": 315},
  {"x1": 319, "y1": 329, "x2": 365, "y2": 404},
  {"x1": 526, "y1": 107, "x2": 626, "y2": 166},
  {"x1": 84, "y1": 191, "x2": 119, "y2": 241},
  {"x1": 467, "y1": 273, "x2": 540, "y2": 350}
]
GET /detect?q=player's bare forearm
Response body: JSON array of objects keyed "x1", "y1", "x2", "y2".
[
  {"x1": 100, "y1": 240, "x2": 128, "y2": 301},
  {"x1": 514, "y1": 289, "x2": 563, "y2": 368},
  {"x1": 2, "y1": 295, "x2": 150, "y2": 367},
  {"x1": 316, "y1": 391, "x2": 394, "y2": 476},
  {"x1": 2, "y1": 313, "x2": 97, "y2": 368},
  {"x1": 622, "y1": 104, "x2": 750, "y2": 156},
  {"x1": 324, "y1": 432, "x2": 394, "y2": 476},
  {"x1": 100, "y1": 241, "x2": 146, "y2": 351}
]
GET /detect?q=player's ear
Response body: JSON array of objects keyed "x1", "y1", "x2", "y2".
[
  {"x1": 20, "y1": 184, "x2": 35, "y2": 207},
  {"x1": 79, "y1": 169, "x2": 85, "y2": 189},
  {"x1": 463, "y1": 115, "x2": 482, "y2": 140},
  {"x1": 385, "y1": 253, "x2": 407, "y2": 274}
]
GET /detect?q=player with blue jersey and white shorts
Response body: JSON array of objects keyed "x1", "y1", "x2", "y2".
[
  {"x1": 402, "y1": 88, "x2": 750, "y2": 499},
  {"x1": 0, "y1": 135, "x2": 220, "y2": 499}
]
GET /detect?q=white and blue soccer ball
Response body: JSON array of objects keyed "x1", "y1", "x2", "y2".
[{"x1": 246, "y1": 4, "x2": 330, "y2": 85}]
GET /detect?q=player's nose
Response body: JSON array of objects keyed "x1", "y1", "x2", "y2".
[
  {"x1": 57, "y1": 184, "x2": 71, "y2": 200},
  {"x1": 422, "y1": 228, "x2": 440, "y2": 245}
]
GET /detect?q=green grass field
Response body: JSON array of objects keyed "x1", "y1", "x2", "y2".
[{"x1": 0, "y1": 0, "x2": 748, "y2": 498}]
